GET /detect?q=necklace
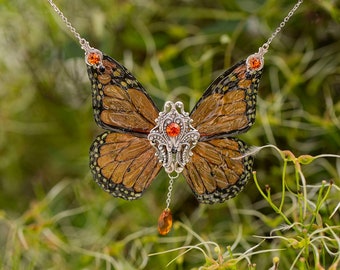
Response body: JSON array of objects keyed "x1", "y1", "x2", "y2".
[{"x1": 47, "y1": 0, "x2": 303, "y2": 235}]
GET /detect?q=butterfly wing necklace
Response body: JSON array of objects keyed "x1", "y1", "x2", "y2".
[{"x1": 47, "y1": 0, "x2": 303, "y2": 235}]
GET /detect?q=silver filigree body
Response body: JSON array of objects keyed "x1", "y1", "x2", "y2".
[{"x1": 148, "y1": 101, "x2": 200, "y2": 174}]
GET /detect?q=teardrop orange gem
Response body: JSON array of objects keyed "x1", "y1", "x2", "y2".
[{"x1": 158, "y1": 208, "x2": 173, "y2": 235}]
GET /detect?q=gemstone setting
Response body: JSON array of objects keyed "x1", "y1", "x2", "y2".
[{"x1": 148, "y1": 101, "x2": 200, "y2": 174}]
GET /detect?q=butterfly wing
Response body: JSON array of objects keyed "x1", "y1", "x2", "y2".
[
  {"x1": 90, "y1": 132, "x2": 162, "y2": 200},
  {"x1": 182, "y1": 59, "x2": 262, "y2": 203},
  {"x1": 183, "y1": 138, "x2": 253, "y2": 204},
  {"x1": 87, "y1": 55, "x2": 159, "y2": 137},
  {"x1": 190, "y1": 59, "x2": 262, "y2": 140},
  {"x1": 87, "y1": 54, "x2": 162, "y2": 198}
]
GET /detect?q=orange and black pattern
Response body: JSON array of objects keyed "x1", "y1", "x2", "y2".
[
  {"x1": 88, "y1": 55, "x2": 161, "y2": 199},
  {"x1": 90, "y1": 132, "x2": 162, "y2": 200},
  {"x1": 87, "y1": 54, "x2": 262, "y2": 203},
  {"x1": 88, "y1": 55, "x2": 159, "y2": 136},
  {"x1": 190, "y1": 60, "x2": 261, "y2": 140},
  {"x1": 183, "y1": 138, "x2": 253, "y2": 203}
]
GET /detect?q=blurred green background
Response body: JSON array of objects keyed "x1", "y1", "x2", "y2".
[{"x1": 0, "y1": 0, "x2": 339, "y2": 269}]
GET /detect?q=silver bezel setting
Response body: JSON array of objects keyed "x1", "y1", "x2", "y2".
[{"x1": 148, "y1": 101, "x2": 200, "y2": 174}]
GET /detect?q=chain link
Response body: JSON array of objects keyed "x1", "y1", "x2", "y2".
[
  {"x1": 48, "y1": 0, "x2": 303, "y2": 57},
  {"x1": 165, "y1": 173, "x2": 179, "y2": 209},
  {"x1": 259, "y1": 0, "x2": 303, "y2": 55},
  {"x1": 47, "y1": 0, "x2": 92, "y2": 53}
]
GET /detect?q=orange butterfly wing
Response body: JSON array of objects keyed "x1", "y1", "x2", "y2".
[
  {"x1": 183, "y1": 138, "x2": 253, "y2": 203},
  {"x1": 183, "y1": 59, "x2": 262, "y2": 203},
  {"x1": 90, "y1": 132, "x2": 162, "y2": 200},
  {"x1": 190, "y1": 60, "x2": 262, "y2": 139},
  {"x1": 88, "y1": 55, "x2": 159, "y2": 136},
  {"x1": 87, "y1": 55, "x2": 162, "y2": 199}
]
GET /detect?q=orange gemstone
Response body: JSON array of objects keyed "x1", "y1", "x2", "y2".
[
  {"x1": 248, "y1": 56, "x2": 262, "y2": 70},
  {"x1": 166, "y1": 122, "x2": 181, "y2": 137},
  {"x1": 158, "y1": 208, "x2": 173, "y2": 235},
  {"x1": 87, "y1": 52, "x2": 102, "y2": 66}
]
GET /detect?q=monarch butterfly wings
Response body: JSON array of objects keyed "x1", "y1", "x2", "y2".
[
  {"x1": 190, "y1": 60, "x2": 261, "y2": 139},
  {"x1": 90, "y1": 132, "x2": 162, "y2": 200},
  {"x1": 183, "y1": 59, "x2": 263, "y2": 203},
  {"x1": 87, "y1": 53, "x2": 262, "y2": 204},
  {"x1": 88, "y1": 55, "x2": 159, "y2": 135},
  {"x1": 88, "y1": 55, "x2": 162, "y2": 200}
]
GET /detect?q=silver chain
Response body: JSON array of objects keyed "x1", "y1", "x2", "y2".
[
  {"x1": 165, "y1": 173, "x2": 179, "y2": 209},
  {"x1": 259, "y1": 0, "x2": 304, "y2": 55},
  {"x1": 47, "y1": 0, "x2": 93, "y2": 53},
  {"x1": 47, "y1": 0, "x2": 303, "y2": 57}
]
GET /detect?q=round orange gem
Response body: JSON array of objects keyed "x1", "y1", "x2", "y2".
[
  {"x1": 249, "y1": 56, "x2": 262, "y2": 70},
  {"x1": 87, "y1": 52, "x2": 101, "y2": 66},
  {"x1": 158, "y1": 208, "x2": 173, "y2": 235},
  {"x1": 166, "y1": 122, "x2": 181, "y2": 137}
]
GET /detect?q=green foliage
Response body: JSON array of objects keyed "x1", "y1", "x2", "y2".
[{"x1": 0, "y1": 0, "x2": 339, "y2": 269}]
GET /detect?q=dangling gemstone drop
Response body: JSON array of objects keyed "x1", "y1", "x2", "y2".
[{"x1": 158, "y1": 208, "x2": 173, "y2": 235}]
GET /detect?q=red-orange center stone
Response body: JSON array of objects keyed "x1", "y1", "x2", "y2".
[{"x1": 166, "y1": 122, "x2": 181, "y2": 137}]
